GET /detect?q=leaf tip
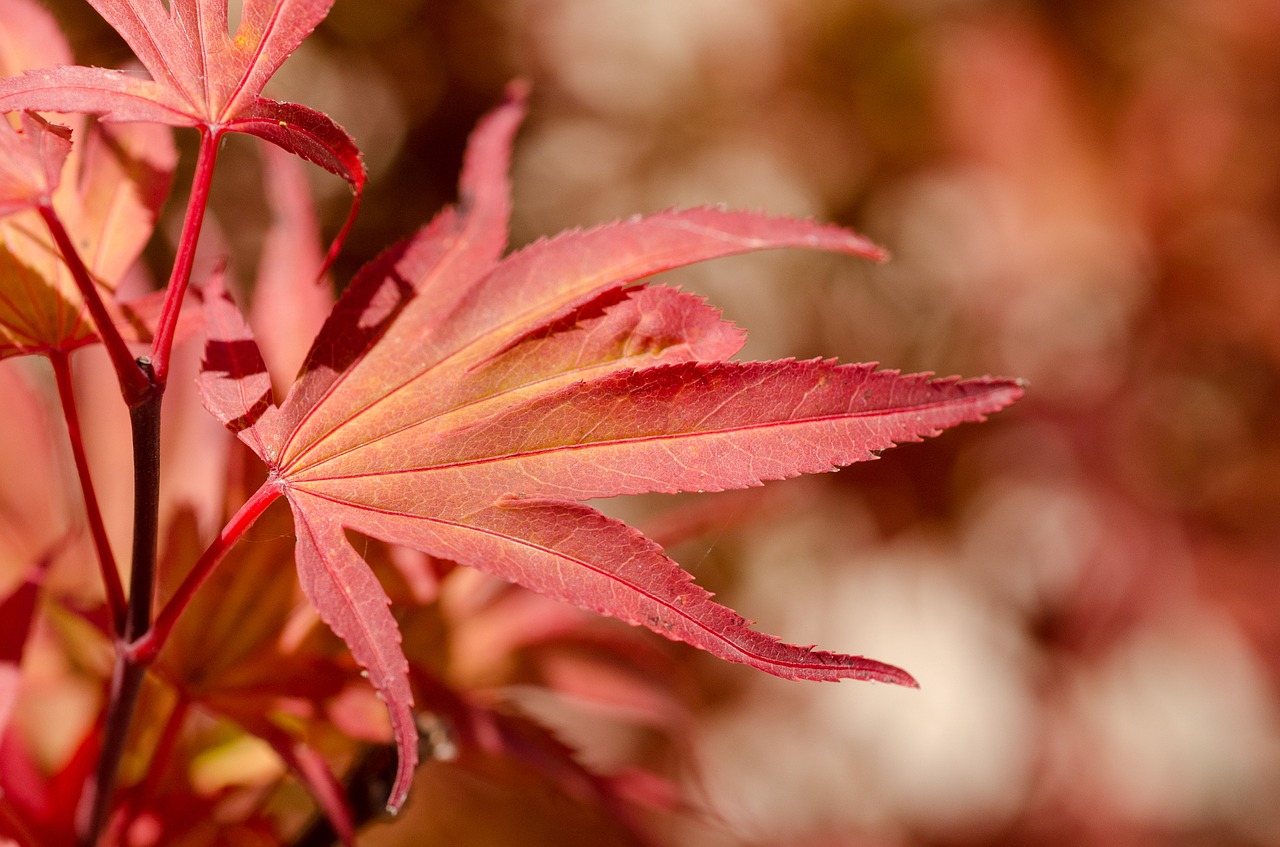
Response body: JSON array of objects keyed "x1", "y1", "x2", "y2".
[
  {"x1": 893, "y1": 668, "x2": 921, "y2": 689},
  {"x1": 991, "y1": 375, "x2": 1028, "y2": 408},
  {"x1": 385, "y1": 739, "x2": 417, "y2": 815},
  {"x1": 317, "y1": 188, "x2": 360, "y2": 280},
  {"x1": 836, "y1": 655, "x2": 919, "y2": 689}
]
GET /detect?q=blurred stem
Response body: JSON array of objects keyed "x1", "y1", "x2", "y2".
[
  {"x1": 290, "y1": 744, "x2": 400, "y2": 847},
  {"x1": 129, "y1": 694, "x2": 190, "y2": 821},
  {"x1": 0, "y1": 796, "x2": 40, "y2": 847},
  {"x1": 48, "y1": 349, "x2": 126, "y2": 636},
  {"x1": 80, "y1": 483, "x2": 279, "y2": 837},
  {"x1": 149, "y1": 127, "x2": 221, "y2": 389},
  {"x1": 76, "y1": 652, "x2": 146, "y2": 846},
  {"x1": 38, "y1": 206, "x2": 150, "y2": 406}
]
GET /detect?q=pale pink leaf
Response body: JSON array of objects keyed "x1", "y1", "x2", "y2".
[
  {"x1": 0, "y1": 0, "x2": 73, "y2": 76},
  {"x1": 69, "y1": 120, "x2": 176, "y2": 285},
  {"x1": 0, "y1": 549, "x2": 54, "y2": 740}
]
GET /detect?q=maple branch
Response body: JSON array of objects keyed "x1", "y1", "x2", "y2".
[
  {"x1": 149, "y1": 127, "x2": 221, "y2": 389},
  {"x1": 76, "y1": 658, "x2": 145, "y2": 846},
  {"x1": 49, "y1": 349, "x2": 126, "y2": 635},
  {"x1": 81, "y1": 483, "x2": 281, "y2": 840},
  {"x1": 38, "y1": 205, "x2": 151, "y2": 406},
  {"x1": 76, "y1": 360, "x2": 163, "y2": 847},
  {"x1": 129, "y1": 480, "x2": 283, "y2": 665},
  {"x1": 125, "y1": 360, "x2": 163, "y2": 643}
]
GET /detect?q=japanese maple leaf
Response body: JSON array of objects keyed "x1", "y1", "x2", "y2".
[
  {"x1": 0, "y1": 113, "x2": 172, "y2": 360},
  {"x1": 197, "y1": 85, "x2": 1024, "y2": 814},
  {"x1": 0, "y1": 0, "x2": 363, "y2": 204}
]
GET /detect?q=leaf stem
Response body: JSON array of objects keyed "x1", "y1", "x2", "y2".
[
  {"x1": 48, "y1": 349, "x2": 126, "y2": 635},
  {"x1": 129, "y1": 480, "x2": 283, "y2": 665},
  {"x1": 38, "y1": 205, "x2": 150, "y2": 406},
  {"x1": 149, "y1": 127, "x2": 221, "y2": 389}
]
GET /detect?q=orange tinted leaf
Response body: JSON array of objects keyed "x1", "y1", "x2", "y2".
[
  {"x1": 0, "y1": 94, "x2": 174, "y2": 361},
  {"x1": 0, "y1": 240, "x2": 159, "y2": 361},
  {"x1": 287, "y1": 361, "x2": 1021, "y2": 500},
  {"x1": 271, "y1": 83, "x2": 526, "y2": 436}
]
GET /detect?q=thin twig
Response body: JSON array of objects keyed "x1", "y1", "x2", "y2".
[
  {"x1": 129, "y1": 481, "x2": 283, "y2": 665},
  {"x1": 48, "y1": 349, "x2": 126, "y2": 634},
  {"x1": 74, "y1": 362, "x2": 162, "y2": 846},
  {"x1": 149, "y1": 127, "x2": 221, "y2": 389},
  {"x1": 38, "y1": 206, "x2": 150, "y2": 405}
]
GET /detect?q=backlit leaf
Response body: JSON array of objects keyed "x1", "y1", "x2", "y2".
[{"x1": 199, "y1": 84, "x2": 1023, "y2": 814}]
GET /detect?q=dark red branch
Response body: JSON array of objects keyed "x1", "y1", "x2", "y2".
[{"x1": 38, "y1": 206, "x2": 150, "y2": 405}]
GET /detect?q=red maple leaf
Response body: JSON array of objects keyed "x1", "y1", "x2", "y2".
[
  {"x1": 193, "y1": 84, "x2": 1024, "y2": 814},
  {"x1": 0, "y1": 0, "x2": 363, "y2": 217}
]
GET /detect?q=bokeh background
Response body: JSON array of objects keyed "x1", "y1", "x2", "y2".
[{"x1": 38, "y1": 0, "x2": 1280, "y2": 844}]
